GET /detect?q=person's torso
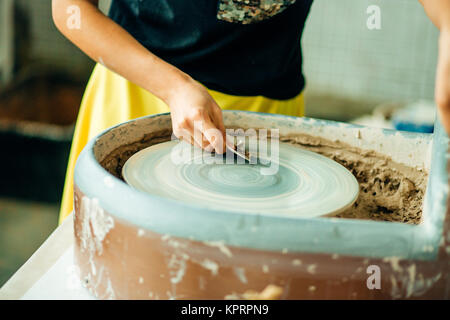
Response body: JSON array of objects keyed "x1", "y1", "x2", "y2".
[{"x1": 109, "y1": 0, "x2": 313, "y2": 100}]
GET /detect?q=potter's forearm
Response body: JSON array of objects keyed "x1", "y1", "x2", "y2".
[
  {"x1": 51, "y1": 0, "x2": 190, "y2": 104},
  {"x1": 52, "y1": 0, "x2": 226, "y2": 152},
  {"x1": 419, "y1": 0, "x2": 450, "y2": 31}
]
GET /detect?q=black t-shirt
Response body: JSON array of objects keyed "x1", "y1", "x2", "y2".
[{"x1": 109, "y1": 0, "x2": 313, "y2": 100}]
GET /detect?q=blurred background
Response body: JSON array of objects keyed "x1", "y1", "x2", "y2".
[{"x1": 0, "y1": 0, "x2": 439, "y2": 286}]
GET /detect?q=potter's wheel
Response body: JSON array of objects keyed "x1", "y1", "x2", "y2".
[{"x1": 122, "y1": 140, "x2": 359, "y2": 218}]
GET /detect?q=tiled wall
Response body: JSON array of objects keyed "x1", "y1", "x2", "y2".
[{"x1": 302, "y1": 0, "x2": 439, "y2": 103}]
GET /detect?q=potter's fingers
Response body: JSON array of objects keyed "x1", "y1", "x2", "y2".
[
  {"x1": 203, "y1": 117, "x2": 225, "y2": 154},
  {"x1": 192, "y1": 125, "x2": 211, "y2": 150},
  {"x1": 210, "y1": 106, "x2": 226, "y2": 136},
  {"x1": 181, "y1": 134, "x2": 203, "y2": 149},
  {"x1": 191, "y1": 137, "x2": 203, "y2": 149},
  {"x1": 173, "y1": 127, "x2": 201, "y2": 148},
  {"x1": 204, "y1": 144, "x2": 214, "y2": 153},
  {"x1": 173, "y1": 122, "x2": 192, "y2": 140}
]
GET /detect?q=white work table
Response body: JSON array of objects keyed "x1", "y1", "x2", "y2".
[{"x1": 0, "y1": 214, "x2": 95, "y2": 300}]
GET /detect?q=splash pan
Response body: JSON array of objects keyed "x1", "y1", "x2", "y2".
[{"x1": 73, "y1": 111, "x2": 449, "y2": 299}]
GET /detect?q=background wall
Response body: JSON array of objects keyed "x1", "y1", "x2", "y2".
[
  {"x1": 303, "y1": 0, "x2": 438, "y2": 104},
  {"x1": 12, "y1": 0, "x2": 95, "y2": 80},
  {"x1": 302, "y1": 0, "x2": 439, "y2": 120},
  {"x1": 0, "y1": 0, "x2": 13, "y2": 83}
]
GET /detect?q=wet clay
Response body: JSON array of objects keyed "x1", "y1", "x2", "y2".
[
  {"x1": 99, "y1": 130, "x2": 427, "y2": 225},
  {"x1": 281, "y1": 134, "x2": 426, "y2": 224}
]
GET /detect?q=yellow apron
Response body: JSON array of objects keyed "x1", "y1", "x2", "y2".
[{"x1": 59, "y1": 63, "x2": 304, "y2": 223}]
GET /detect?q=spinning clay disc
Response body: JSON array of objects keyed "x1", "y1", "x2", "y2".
[{"x1": 122, "y1": 140, "x2": 359, "y2": 218}]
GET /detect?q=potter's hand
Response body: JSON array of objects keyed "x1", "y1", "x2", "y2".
[
  {"x1": 52, "y1": 0, "x2": 226, "y2": 149},
  {"x1": 168, "y1": 78, "x2": 226, "y2": 154},
  {"x1": 435, "y1": 29, "x2": 450, "y2": 135}
]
